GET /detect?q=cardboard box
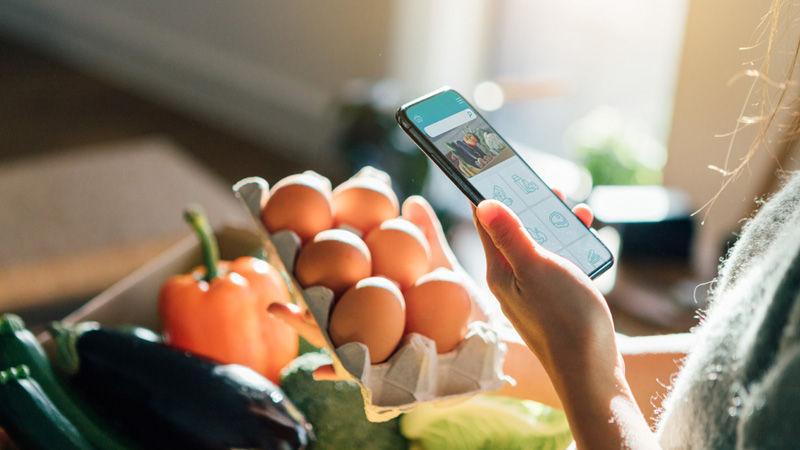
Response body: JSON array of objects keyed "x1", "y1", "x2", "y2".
[{"x1": 54, "y1": 225, "x2": 262, "y2": 332}]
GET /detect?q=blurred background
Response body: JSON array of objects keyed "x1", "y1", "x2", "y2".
[{"x1": 2, "y1": 0, "x2": 798, "y2": 334}]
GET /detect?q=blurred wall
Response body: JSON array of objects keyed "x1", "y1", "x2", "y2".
[
  {"x1": 6, "y1": 0, "x2": 799, "y2": 278},
  {"x1": 0, "y1": 0, "x2": 393, "y2": 168},
  {"x1": 665, "y1": 0, "x2": 800, "y2": 276}
]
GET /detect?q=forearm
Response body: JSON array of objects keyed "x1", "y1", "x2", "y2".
[
  {"x1": 545, "y1": 341, "x2": 661, "y2": 450},
  {"x1": 500, "y1": 333, "x2": 690, "y2": 429}
]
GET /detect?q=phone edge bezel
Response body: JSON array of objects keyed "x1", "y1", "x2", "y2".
[{"x1": 396, "y1": 88, "x2": 614, "y2": 280}]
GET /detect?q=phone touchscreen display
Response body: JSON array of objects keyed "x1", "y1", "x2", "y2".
[{"x1": 403, "y1": 90, "x2": 612, "y2": 276}]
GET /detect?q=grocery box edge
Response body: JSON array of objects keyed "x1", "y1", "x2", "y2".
[{"x1": 38, "y1": 224, "x2": 262, "y2": 344}]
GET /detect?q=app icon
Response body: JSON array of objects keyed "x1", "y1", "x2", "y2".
[
  {"x1": 587, "y1": 249, "x2": 602, "y2": 266},
  {"x1": 512, "y1": 174, "x2": 539, "y2": 194},
  {"x1": 413, "y1": 114, "x2": 423, "y2": 123},
  {"x1": 493, "y1": 185, "x2": 513, "y2": 206},
  {"x1": 549, "y1": 211, "x2": 569, "y2": 228},
  {"x1": 527, "y1": 227, "x2": 548, "y2": 244}
]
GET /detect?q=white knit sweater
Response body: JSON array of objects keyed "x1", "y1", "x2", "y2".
[{"x1": 655, "y1": 172, "x2": 800, "y2": 448}]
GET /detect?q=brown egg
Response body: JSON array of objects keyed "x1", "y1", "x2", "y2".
[
  {"x1": 293, "y1": 229, "x2": 371, "y2": 297},
  {"x1": 332, "y1": 168, "x2": 399, "y2": 235},
  {"x1": 261, "y1": 171, "x2": 333, "y2": 243},
  {"x1": 364, "y1": 218, "x2": 431, "y2": 290},
  {"x1": 403, "y1": 268, "x2": 472, "y2": 353},
  {"x1": 328, "y1": 277, "x2": 406, "y2": 364}
]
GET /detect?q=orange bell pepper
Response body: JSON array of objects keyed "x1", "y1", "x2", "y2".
[
  {"x1": 222, "y1": 257, "x2": 299, "y2": 383},
  {"x1": 158, "y1": 206, "x2": 298, "y2": 384}
]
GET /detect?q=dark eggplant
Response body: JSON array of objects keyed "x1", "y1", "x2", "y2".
[{"x1": 49, "y1": 322, "x2": 313, "y2": 450}]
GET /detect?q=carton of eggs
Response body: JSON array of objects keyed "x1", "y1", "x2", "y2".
[{"x1": 234, "y1": 168, "x2": 508, "y2": 422}]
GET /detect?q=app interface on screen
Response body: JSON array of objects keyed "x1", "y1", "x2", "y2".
[{"x1": 406, "y1": 90, "x2": 611, "y2": 274}]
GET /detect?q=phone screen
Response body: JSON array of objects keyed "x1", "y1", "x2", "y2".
[{"x1": 397, "y1": 88, "x2": 613, "y2": 279}]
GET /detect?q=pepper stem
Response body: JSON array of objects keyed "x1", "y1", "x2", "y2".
[{"x1": 184, "y1": 205, "x2": 220, "y2": 282}]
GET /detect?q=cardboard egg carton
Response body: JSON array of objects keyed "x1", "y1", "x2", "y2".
[{"x1": 233, "y1": 176, "x2": 509, "y2": 422}]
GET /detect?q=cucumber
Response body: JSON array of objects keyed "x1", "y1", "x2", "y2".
[
  {"x1": 0, "y1": 365, "x2": 92, "y2": 450},
  {"x1": 50, "y1": 321, "x2": 313, "y2": 450},
  {"x1": 0, "y1": 314, "x2": 143, "y2": 450}
]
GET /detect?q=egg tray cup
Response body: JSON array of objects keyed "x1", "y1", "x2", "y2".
[{"x1": 233, "y1": 176, "x2": 510, "y2": 422}]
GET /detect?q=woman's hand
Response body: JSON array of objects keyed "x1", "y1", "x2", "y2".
[
  {"x1": 473, "y1": 199, "x2": 658, "y2": 449},
  {"x1": 401, "y1": 195, "x2": 488, "y2": 322},
  {"x1": 472, "y1": 199, "x2": 616, "y2": 371}
]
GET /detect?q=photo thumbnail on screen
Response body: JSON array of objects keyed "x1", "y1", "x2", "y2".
[{"x1": 426, "y1": 110, "x2": 513, "y2": 179}]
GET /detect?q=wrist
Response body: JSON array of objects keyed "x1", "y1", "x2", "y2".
[
  {"x1": 544, "y1": 347, "x2": 657, "y2": 449},
  {"x1": 531, "y1": 314, "x2": 622, "y2": 378},
  {"x1": 549, "y1": 348, "x2": 628, "y2": 405}
]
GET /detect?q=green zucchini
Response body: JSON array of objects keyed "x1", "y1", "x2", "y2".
[
  {"x1": 0, "y1": 364, "x2": 93, "y2": 450},
  {"x1": 0, "y1": 314, "x2": 142, "y2": 450},
  {"x1": 49, "y1": 321, "x2": 314, "y2": 450}
]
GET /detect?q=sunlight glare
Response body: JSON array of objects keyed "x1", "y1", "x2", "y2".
[{"x1": 474, "y1": 81, "x2": 505, "y2": 111}]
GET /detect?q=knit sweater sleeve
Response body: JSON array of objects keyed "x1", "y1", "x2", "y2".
[
  {"x1": 656, "y1": 172, "x2": 800, "y2": 449},
  {"x1": 737, "y1": 338, "x2": 800, "y2": 449},
  {"x1": 736, "y1": 223, "x2": 800, "y2": 449}
]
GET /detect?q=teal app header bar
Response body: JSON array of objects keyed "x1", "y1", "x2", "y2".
[{"x1": 405, "y1": 89, "x2": 469, "y2": 131}]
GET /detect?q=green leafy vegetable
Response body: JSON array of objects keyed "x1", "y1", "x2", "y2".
[
  {"x1": 280, "y1": 351, "x2": 408, "y2": 450},
  {"x1": 400, "y1": 394, "x2": 572, "y2": 450}
]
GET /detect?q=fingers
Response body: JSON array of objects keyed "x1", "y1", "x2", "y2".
[
  {"x1": 572, "y1": 203, "x2": 593, "y2": 228},
  {"x1": 312, "y1": 364, "x2": 341, "y2": 381},
  {"x1": 473, "y1": 200, "x2": 543, "y2": 290},
  {"x1": 406, "y1": 197, "x2": 490, "y2": 322},
  {"x1": 475, "y1": 200, "x2": 537, "y2": 266},
  {"x1": 401, "y1": 195, "x2": 455, "y2": 270},
  {"x1": 267, "y1": 302, "x2": 327, "y2": 348},
  {"x1": 552, "y1": 189, "x2": 593, "y2": 228},
  {"x1": 267, "y1": 304, "x2": 341, "y2": 380},
  {"x1": 472, "y1": 204, "x2": 509, "y2": 273}
]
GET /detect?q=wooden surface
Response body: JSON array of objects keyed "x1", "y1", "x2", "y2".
[{"x1": 0, "y1": 138, "x2": 251, "y2": 311}]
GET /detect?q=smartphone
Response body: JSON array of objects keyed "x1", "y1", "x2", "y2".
[{"x1": 396, "y1": 87, "x2": 613, "y2": 279}]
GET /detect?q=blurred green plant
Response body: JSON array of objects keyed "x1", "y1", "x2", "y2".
[
  {"x1": 335, "y1": 80, "x2": 429, "y2": 200},
  {"x1": 565, "y1": 106, "x2": 666, "y2": 186}
]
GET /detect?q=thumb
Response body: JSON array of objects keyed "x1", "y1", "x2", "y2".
[
  {"x1": 475, "y1": 200, "x2": 539, "y2": 274},
  {"x1": 401, "y1": 195, "x2": 455, "y2": 270},
  {"x1": 267, "y1": 303, "x2": 327, "y2": 348}
]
